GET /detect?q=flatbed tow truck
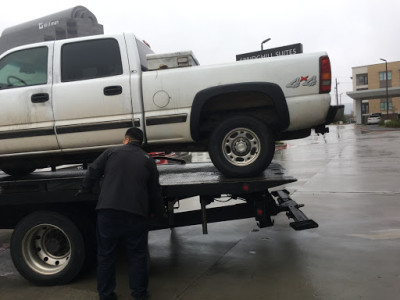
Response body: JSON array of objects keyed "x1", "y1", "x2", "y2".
[{"x1": 0, "y1": 161, "x2": 317, "y2": 286}]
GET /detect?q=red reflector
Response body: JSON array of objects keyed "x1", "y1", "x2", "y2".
[
  {"x1": 242, "y1": 184, "x2": 249, "y2": 191},
  {"x1": 320, "y1": 56, "x2": 331, "y2": 94},
  {"x1": 257, "y1": 209, "x2": 263, "y2": 216}
]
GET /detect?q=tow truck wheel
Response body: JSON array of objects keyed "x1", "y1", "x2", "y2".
[
  {"x1": 10, "y1": 211, "x2": 85, "y2": 286},
  {"x1": 209, "y1": 116, "x2": 275, "y2": 177}
]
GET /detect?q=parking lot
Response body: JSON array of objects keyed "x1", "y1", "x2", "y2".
[{"x1": 1, "y1": 124, "x2": 400, "y2": 299}]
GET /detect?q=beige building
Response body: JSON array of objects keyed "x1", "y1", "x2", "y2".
[{"x1": 348, "y1": 61, "x2": 400, "y2": 124}]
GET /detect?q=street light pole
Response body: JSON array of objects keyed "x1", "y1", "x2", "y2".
[
  {"x1": 261, "y1": 38, "x2": 271, "y2": 51},
  {"x1": 335, "y1": 78, "x2": 339, "y2": 105},
  {"x1": 380, "y1": 58, "x2": 389, "y2": 119}
]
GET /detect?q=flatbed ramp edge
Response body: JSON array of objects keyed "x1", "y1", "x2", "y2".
[{"x1": 0, "y1": 162, "x2": 317, "y2": 232}]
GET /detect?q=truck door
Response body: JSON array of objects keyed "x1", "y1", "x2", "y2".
[
  {"x1": 52, "y1": 37, "x2": 133, "y2": 149},
  {"x1": 0, "y1": 44, "x2": 58, "y2": 154}
]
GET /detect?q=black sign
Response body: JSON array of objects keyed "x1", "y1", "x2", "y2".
[{"x1": 236, "y1": 43, "x2": 303, "y2": 61}]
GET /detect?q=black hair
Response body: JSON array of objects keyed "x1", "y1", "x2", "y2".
[{"x1": 125, "y1": 127, "x2": 144, "y2": 144}]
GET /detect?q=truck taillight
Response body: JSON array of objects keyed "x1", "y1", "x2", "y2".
[{"x1": 319, "y1": 56, "x2": 331, "y2": 94}]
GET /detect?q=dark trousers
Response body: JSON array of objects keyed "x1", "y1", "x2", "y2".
[{"x1": 96, "y1": 209, "x2": 148, "y2": 300}]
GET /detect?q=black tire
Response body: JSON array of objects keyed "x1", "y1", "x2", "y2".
[
  {"x1": 208, "y1": 116, "x2": 275, "y2": 177},
  {"x1": 1, "y1": 167, "x2": 36, "y2": 176},
  {"x1": 10, "y1": 211, "x2": 86, "y2": 286}
]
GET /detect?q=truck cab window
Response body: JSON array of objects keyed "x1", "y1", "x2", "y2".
[
  {"x1": 61, "y1": 39, "x2": 123, "y2": 82},
  {"x1": 0, "y1": 47, "x2": 48, "y2": 89}
]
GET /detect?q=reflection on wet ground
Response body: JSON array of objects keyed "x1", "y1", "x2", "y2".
[{"x1": 275, "y1": 124, "x2": 400, "y2": 160}]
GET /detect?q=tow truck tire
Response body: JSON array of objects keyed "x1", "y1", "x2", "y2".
[
  {"x1": 209, "y1": 116, "x2": 275, "y2": 178},
  {"x1": 10, "y1": 211, "x2": 86, "y2": 286}
]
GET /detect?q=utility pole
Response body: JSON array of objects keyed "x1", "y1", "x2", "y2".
[
  {"x1": 335, "y1": 78, "x2": 339, "y2": 105},
  {"x1": 380, "y1": 58, "x2": 389, "y2": 119}
]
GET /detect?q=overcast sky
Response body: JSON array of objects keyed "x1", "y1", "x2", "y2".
[{"x1": 1, "y1": 0, "x2": 399, "y2": 104}]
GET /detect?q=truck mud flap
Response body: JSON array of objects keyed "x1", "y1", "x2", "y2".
[
  {"x1": 271, "y1": 190, "x2": 318, "y2": 231},
  {"x1": 325, "y1": 104, "x2": 345, "y2": 124}
]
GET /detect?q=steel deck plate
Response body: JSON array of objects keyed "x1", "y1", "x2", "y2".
[{"x1": 0, "y1": 162, "x2": 296, "y2": 199}]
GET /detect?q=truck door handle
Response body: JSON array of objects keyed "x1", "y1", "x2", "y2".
[
  {"x1": 104, "y1": 86, "x2": 123, "y2": 96},
  {"x1": 31, "y1": 93, "x2": 49, "y2": 103}
]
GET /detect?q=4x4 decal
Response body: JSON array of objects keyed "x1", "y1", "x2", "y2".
[{"x1": 286, "y1": 75, "x2": 317, "y2": 88}]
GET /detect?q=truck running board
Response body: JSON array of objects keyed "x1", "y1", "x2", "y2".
[{"x1": 271, "y1": 190, "x2": 318, "y2": 231}]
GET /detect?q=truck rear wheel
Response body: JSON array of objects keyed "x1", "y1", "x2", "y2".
[
  {"x1": 208, "y1": 116, "x2": 275, "y2": 177},
  {"x1": 10, "y1": 211, "x2": 86, "y2": 286}
]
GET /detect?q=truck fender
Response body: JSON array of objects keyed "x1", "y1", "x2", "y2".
[{"x1": 190, "y1": 82, "x2": 290, "y2": 141}]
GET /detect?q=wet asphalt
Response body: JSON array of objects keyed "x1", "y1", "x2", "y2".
[{"x1": 1, "y1": 124, "x2": 400, "y2": 299}]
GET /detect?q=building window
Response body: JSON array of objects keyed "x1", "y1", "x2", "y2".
[
  {"x1": 380, "y1": 98, "x2": 392, "y2": 111},
  {"x1": 361, "y1": 103, "x2": 369, "y2": 114},
  {"x1": 356, "y1": 74, "x2": 368, "y2": 86},
  {"x1": 379, "y1": 71, "x2": 392, "y2": 88},
  {"x1": 379, "y1": 71, "x2": 392, "y2": 81}
]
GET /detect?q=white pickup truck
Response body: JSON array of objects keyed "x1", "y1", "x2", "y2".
[{"x1": 0, "y1": 33, "x2": 342, "y2": 177}]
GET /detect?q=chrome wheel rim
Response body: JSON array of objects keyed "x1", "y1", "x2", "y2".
[
  {"x1": 22, "y1": 224, "x2": 71, "y2": 275},
  {"x1": 222, "y1": 127, "x2": 261, "y2": 166}
]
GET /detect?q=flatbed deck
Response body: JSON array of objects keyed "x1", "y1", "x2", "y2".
[
  {"x1": 0, "y1": 162, "x2": 296, "y2": 197},
  {"x1": 0, "y1": 162, "x2": 295, "y2": 207},
  {"x1": 0, "y1": 162, "x2": 316, "y2": 232}
]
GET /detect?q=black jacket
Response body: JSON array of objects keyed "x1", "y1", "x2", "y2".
[{"x1": 81, "y1": 142, "x2": 164, "y2": 218}]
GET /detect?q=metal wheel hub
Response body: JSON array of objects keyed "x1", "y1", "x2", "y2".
[
  {"x1": 222, "y1": 127, "x2": 261, "y2": 166},
  {"x1": 22, "y1": 224, "x2": 71, "y2": 275},
  {"x1": 232, "y1": 138, "x2": 251, "y2": 155}
]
